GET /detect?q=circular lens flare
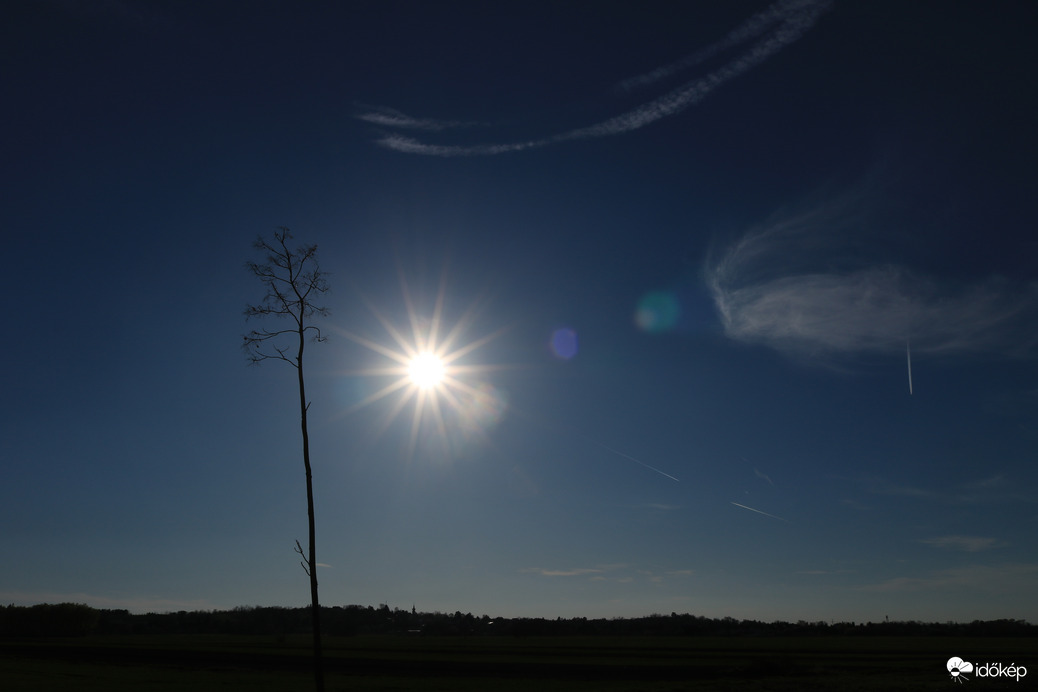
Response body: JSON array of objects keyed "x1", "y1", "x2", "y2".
[{"x1": 408, "y1": 352, "x2": 445, "y2": 389}]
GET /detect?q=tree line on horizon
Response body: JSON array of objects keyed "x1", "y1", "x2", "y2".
[{"x1": 1, "y1": 603, "x2": 1034, "y2": 639}]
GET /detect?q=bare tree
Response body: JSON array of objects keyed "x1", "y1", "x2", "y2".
[{"x1": 243, "y1": 227, "x2": 329, "y2": 692}]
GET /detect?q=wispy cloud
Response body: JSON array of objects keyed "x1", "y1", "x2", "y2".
[
  {"x1": 628, "y1": 503, "x2": 682, "y2": 511},
  {"x1": 354, "y1": 105, "x2": 481, "y2": 132},
  {"x1": 920, "y1": 536, "x2": 1003, "y2": 552},
  {"x1": 705, "y1": 199, "x2": 1038, "y2": 359},
  {"x1": 524, "y1": 567, "x2": 604, "y2": 577},
  {"x1": 858, "y1": 563, "x2": 1038, "y2": 593},
  {"x1": 358, "y1": 0, "x2": 831, "y2": 156},
  {"x1": 522, "y1": 563, "x2": 695, "y2": 584},
  {"x1": 859, "y1": 474, "x2": 1033, "y2": 505},
  {"x1": 976, "y1": 474, "x2": 1007, "y2": 489},
  {"x1": 614, "y1": 0, "x2": 812, "y2": 92},
  {"x1": 522, "y1": 564, "x2": 627, "y2": 578},
  {"x1": 868, "y1": 480, "x2": 935, "y2": 499},
  {"x1": 840, "y1": 498, "x2": 873, "y2": 511}
]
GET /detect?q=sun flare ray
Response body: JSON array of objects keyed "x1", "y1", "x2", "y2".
[
  {"x1": 441, "y1": 324, "x2": 511, "y2": 365},
  {"x1": 334, "y1": 260, "x2": 514, "y2": 463},
  {"x1": 341, "y1": 376, "x2": 414, "y2": 416},
  {"x1": 336, "y1": 327, "x2": 413, "y2": 366}
]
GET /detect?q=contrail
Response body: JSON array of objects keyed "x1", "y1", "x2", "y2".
[
  {"x1": 615, "y1": 0, "x2": 795, "y2": 93},
  {"x1": 355, "y1": 105, "x2": 479, "y2": 131},
  {"x1": 590, "y1": 439, "x2": 680, "y2": 482},
  {"x1": 752, "y1": 465, "x2": 774, "y2": 485},
  {"x1": 731, "y1": 502, "x2": 789, "y2": 522},
  {"x1": 361, "y1": 0, "x2": 832, "y2": 156},
  {"x1": 907, "y1": 338, "x2": 913, "y2": 395}
]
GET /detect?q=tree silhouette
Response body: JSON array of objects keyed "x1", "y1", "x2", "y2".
[{"x1": 243, "y1": 227, "x2": 329, "y2": 692}]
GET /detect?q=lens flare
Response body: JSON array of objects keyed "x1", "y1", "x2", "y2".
[
  {"x1": 635, "y1": 291, "x2": 680, "y2": 333},
  {"x1": 550, "y1": 328, "x2": 578, "y2": 359}
]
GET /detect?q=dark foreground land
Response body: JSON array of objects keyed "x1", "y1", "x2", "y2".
[{"x1": 2, "y1": 634, "x2": 1033, "y2": 691}]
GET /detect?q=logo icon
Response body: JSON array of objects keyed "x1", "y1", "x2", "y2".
[{"x1": 948, "y1": 657, "x2": 974, "y2": 683}]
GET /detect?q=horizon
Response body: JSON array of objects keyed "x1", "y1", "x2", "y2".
[
  {"x1": 2, "y1": 1, "x2": 1036, "y2": 625},
  {"x1": 7, "y1": 601, "x2": 1035, "y2": 628}
]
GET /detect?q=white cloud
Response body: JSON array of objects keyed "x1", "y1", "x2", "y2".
[
  {"x1": 559, "y1": 0, "x2": 830, "y2": 143},
  {"x1": 706, "y1": 201, "x2": 1038, "y2": 359},
  {"x1": 359, "y1": 0, "x2": 831, "y2": 156}
]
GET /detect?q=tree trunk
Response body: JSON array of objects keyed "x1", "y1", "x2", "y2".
[{"x1": 298, "y1": 331, "x2": 324, "y2": 692}]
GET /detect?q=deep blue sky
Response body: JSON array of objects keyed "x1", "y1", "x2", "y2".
[{"x1": 3, "y1": 0, "x2": 1037, "y2": 622}]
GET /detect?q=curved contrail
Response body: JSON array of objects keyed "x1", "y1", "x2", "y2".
[
  {"x1": 359, "y1": 0, "x2": 832, "y2": 156},
  {"x1": 615, "y1": 0, "x2": 815, "y2": 93}
]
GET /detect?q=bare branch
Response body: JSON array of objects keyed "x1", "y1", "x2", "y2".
[
  {"x1": 242, "y1": 227, "x2": 329, "y2": 366},
  {"x1": 295, "y1": 539, "x2": 311, "y2": 577}
]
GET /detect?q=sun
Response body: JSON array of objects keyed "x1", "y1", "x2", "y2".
[
  {"x1": 408, "y1": 352, "x2": 445, "y2": 389},
  {"x1": 331, "y1": 257, "x2": 512, "y2": 461}
]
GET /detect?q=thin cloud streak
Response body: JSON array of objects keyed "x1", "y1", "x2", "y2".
[
  {"x1": 920, "y1": 536, "x2": 1002, "y2": 552},
  {"x1": 731, "y1": 501, "x2": 790, "y2": 522},
  {"x1": 590, "y1": 438, "x2": 680, "y2": 482},
  {"x1": 754, "y1": 467, "x2": 774, "y2": 485},
  {"x1": 355, "y1": 105, "x2": 481, "y2": 131},
  {"x1": 360, "y1": 0, "x2": 831, "y2": 156},
  {"x1": 522, "y1": 564, "x2": 629, "y2": 578},
  {"x1": 858, "y1": 474, "x2": 1033, "y2": 505},
  {"x1": 907, "y1": 339, "x2": 913, "y2": 394},
  {"x1": 858, "y1": 563, "x2": 1038, "y2": 594}
]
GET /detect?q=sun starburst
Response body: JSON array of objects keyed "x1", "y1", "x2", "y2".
[{"x1": 332, "y1": 258, "x2": 510, "y2": 462}]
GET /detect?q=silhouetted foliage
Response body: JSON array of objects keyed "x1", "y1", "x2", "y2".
[
  {"x1": 4, "y1": 604, "x2": 1034, "y2": 639},
  {"x1": 0, "y1": 603, "x2": 98, "y2": 636}
]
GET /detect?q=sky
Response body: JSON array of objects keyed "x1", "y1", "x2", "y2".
[{"x1": 2, "y1": 0, "x2": 1037, "y2": 624}]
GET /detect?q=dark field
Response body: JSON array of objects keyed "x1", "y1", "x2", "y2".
[{"x1": 2, "y1": 634, "x2": 1033, "y2": 691}]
